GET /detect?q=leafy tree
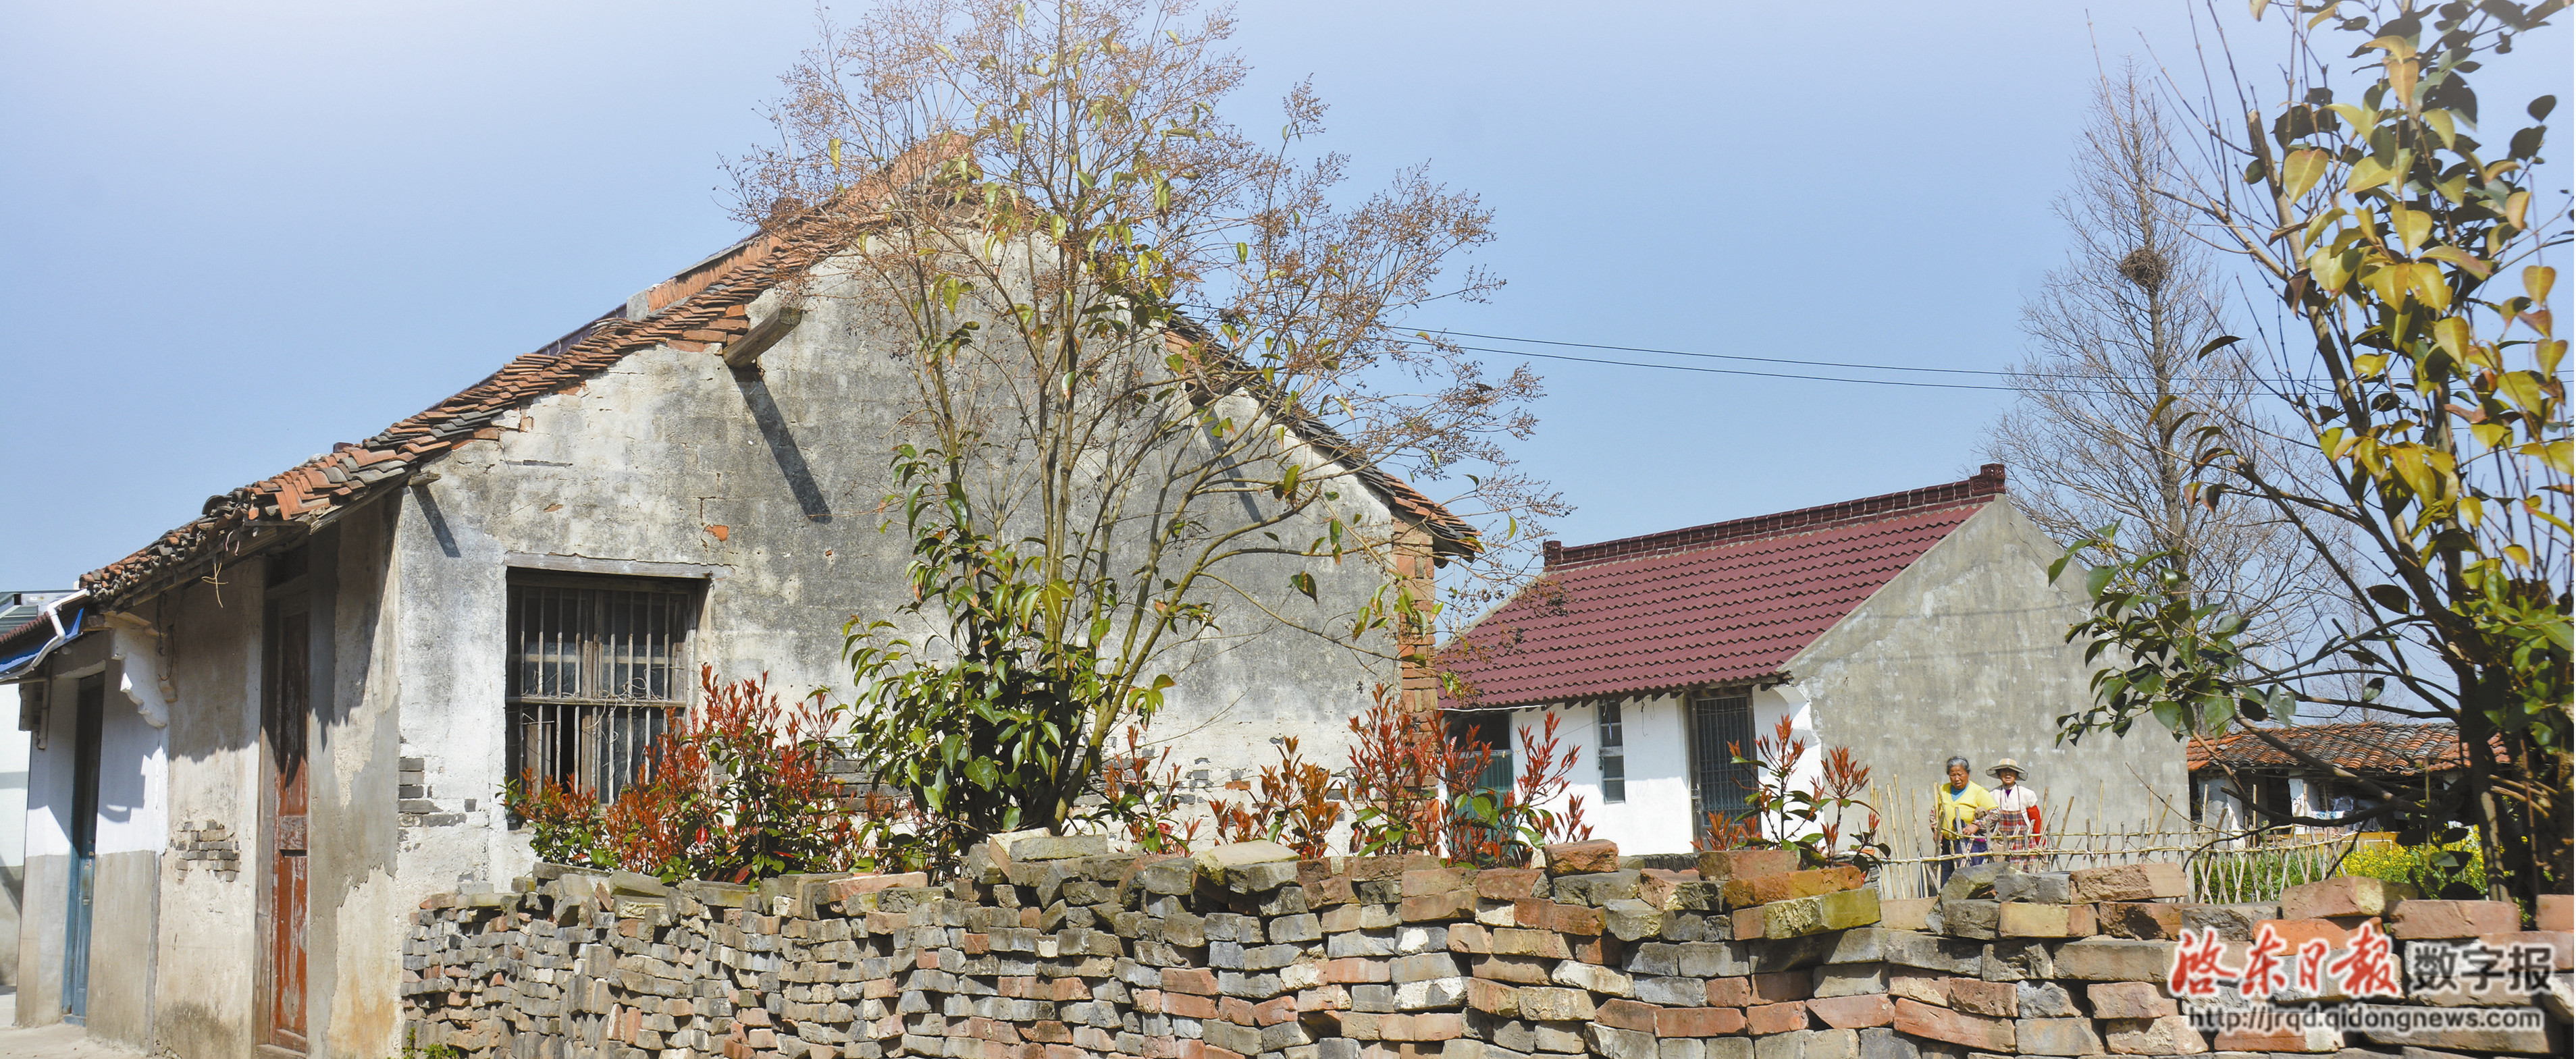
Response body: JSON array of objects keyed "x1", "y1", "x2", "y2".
[
  {"x1": 1989, "y1": 62, "x2": 2344, "y2": 656},
  {"x1": 727, "y1": 0, "x2": 1558, "y2": 860},
  {"x1": 2053, "y1": 0, "x2": 2569, "y2": 903}
]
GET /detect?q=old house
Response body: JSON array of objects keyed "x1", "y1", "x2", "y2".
[
  {"x1": 2187, "y1": 720, "x2": 2480, "y2": 834},
  {"x1": 1438, "y1": 466, "x2": 2188, "y2": 857},
  {"x1": 0, "y1": 155, "x2": 1467, "y2": 1056}
]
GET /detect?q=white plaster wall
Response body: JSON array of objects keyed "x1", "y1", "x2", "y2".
[
  {"x1": 1, "y1": 728, "x2": 26, "y2": 868},
  {"x1": 2196, "y1": 776, "x2": 2247, "y2": 834},
  {"x1": 20, "y1": 663, "x2": 170, "y2": 861},
  {"x1": 1509, "y1": 694, "x2": 1696, "y2": 856},
  {"x1": 14, "y1": 628, "x2": 168, "y2": 1039},
  {"x1": 149, "y1": 572, "x2": 265, "y2": 1059},
  {"x1": 0, "y1": 725, "x2": 26, "y2": 987},
  {"x1": 97, "y1": 629, "x2": 171, "y2": 858}
]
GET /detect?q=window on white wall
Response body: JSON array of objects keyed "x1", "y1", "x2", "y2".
[
  {"x1": 1598, "y1": 701, "x2": 1625, "y2": 803},
  {"x1": 1688, "y1": 693, "x2": 1755, "y2": 837}
]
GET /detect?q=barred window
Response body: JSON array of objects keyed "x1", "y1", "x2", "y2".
[
  {"x1": 1597, "y1": 701, "x2": 1625, "y2": 803},
  {"x1": 1688, "y1": 693, "x2": 1755, "y2": 836},
  {"x1": 504, "y1": 574, "x2": 696, "y2": 806}
]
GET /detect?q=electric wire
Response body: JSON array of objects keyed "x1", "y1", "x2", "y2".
[{"x1": 1174, "y1": 303, "x2": 2324, "y2": 396}]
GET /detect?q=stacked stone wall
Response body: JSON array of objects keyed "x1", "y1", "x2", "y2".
[{"x1": 400, "y1": 840, "x2": 2569, "y2": 1059}]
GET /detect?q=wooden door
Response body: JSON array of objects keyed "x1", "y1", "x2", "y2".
[{"x1": 264, "y1": 605, "x2": 311, "y2": 1053}]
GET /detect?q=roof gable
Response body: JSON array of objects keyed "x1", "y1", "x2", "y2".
[
  {"x1": 76, "y1": 146, "x2": 1469, "y2": 607},
  {"x1": 1440, "y1": 466, "x2": 2007, "y2": 709}
]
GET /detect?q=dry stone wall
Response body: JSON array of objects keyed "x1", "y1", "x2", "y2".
[{"x1": 400, "y1": 840, "x2": 2569, "y2": 1059}]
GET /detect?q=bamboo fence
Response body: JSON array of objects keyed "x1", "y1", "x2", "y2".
[{"x1": 1850, "y1": 777, "x2": 2365, "y2": 903}]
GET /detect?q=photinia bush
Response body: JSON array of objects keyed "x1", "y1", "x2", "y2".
[{"x1": 502, "y1": 666, "x2": 891, "y2": 884}]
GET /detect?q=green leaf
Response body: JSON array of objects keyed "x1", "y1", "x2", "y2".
[
  {"x1": 2280, "y1": 149, "x2": 2332, "y2": 200},
  {"x1": 1290, "y1": 571, "x2": 1318, "y2": 602}
]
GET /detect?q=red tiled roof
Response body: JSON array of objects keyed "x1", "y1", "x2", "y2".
[
  {"x1": 1439, "y1": 466, "x2": 2007, "y2": 709},
  {"x1": 2186, "y1": 721, "x2": 2496, "y2": 776},
  {"x1": 74, "y1": 141, "x2": 1469, "y2": 607}
]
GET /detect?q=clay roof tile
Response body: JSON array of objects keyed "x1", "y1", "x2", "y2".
[{"x1": 1439, "y1": 466, "x2": 2007, "y2": 709}]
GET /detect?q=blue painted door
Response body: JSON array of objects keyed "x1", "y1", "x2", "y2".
[{"x1": 63, "y1": 674, "x2": 104, "y2": 1024}]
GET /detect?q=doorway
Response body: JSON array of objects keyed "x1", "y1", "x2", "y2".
[
  {"x1": 61, "y1": 674, "x2": 103, "y2": 1025},
  {"x1": 262, "y1": 591, "x2": 311, "y2": 1054},
  {"x1": 1687, "y1": 693, "x2": 1755, "y2": 841}
]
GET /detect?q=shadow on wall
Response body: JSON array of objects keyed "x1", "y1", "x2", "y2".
[{"x1": 730, "y1": 365, "x2": 833, "y2": 523}]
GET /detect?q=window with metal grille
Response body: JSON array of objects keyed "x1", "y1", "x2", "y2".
[
  {"x1": 1688, "y1": 693, "x2": 1755, "y2": 837},
  {"x1": 1447, "y1": 712, "x2": 1515, "y2": 794},
  {"x1": 1597, "y1": 701, "x2": 1625, "y2": 803},
  {"x1": 504, "y1": 575, "x2": 695, "y2": 807}
]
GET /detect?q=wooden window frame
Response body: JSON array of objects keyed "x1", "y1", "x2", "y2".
[{"x1": 1596, "y1": 701, "x2": 1625, "y2": 804}]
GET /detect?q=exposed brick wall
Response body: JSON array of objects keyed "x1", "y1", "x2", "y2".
[
  {"x1": 400, "y1": 840, "x2": 2565, "y2": 1059},
  {"x1": 170, "y1": 819, "x2": 242, "y2": 881}
]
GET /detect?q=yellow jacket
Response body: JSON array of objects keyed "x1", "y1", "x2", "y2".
[{"x1": 1933, "y1": 781, "x2": 1997, "y2": 839}]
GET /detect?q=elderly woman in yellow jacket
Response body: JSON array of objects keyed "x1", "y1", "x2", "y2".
[{"x1": 1929, "y1": 756, "x2": 1995, "y2": 882}]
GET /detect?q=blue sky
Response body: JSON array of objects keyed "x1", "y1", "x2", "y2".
[{"x1": 2, "y1": 1, "x2": 2565, "y2": 589}]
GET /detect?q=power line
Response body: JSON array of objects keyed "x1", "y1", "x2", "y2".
[
  {"x1": 1399, "y1": 329, "x2": 2325, "y2": 389},
  {"x1": 1442, "y1": 346, "x2": 2117, "y2": 396},
  {"x1": 1383, "y1": 335, "x2": 2304, "y2": 398},
  {"x1": 1176, "y1": 302, "x2": 2321, "y2": 393}
]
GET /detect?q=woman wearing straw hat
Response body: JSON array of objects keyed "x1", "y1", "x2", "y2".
[{"x1": 1976, "y1": 759, "x2": 2045, "y2": 867}]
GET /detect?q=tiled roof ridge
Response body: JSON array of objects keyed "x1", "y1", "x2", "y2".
[
  {"x1": 76, "y1": 138, "x2": 1473, "y2": 607},
  {"x1": 1546, "y1": 463, "x2": 2006, "y2": 570}
]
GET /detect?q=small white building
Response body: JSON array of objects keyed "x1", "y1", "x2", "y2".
[{"x1": 1438, "y1": 466, "x2": 2188, "y2": 857}]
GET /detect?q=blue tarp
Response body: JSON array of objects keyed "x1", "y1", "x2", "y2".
[{"x1": 0, "y1": 604, "x2": 84, "y2": 678}]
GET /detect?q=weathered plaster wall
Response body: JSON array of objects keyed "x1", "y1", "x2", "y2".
[
  {"x1": 151, "y1": 572, "x2": 265, "y2": 1059},
  {"x1": 296, "y1": 515, "x2": 411, "y2": 1059},
  {"x1": 1787, "y1": 501, "x2": 2189, "y2": 858},
  {"x1": 379, "y1": 273, "x2": 1408, "y2": 1044},
  {"x1": 15, "y1": 848, "x2": 63, "y2": 1024},
  {"x1": 1500, "y1": 695, "x2": 1696, "y2": 856}
]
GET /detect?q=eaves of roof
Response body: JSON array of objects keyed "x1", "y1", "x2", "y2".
[{"x1": 2184, "y1": 721, "x2": 2500, "y2": 776}]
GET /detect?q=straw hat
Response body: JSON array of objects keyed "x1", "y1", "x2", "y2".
[{"x1": 1987, "y1": 758, "x2": 2030, "y2": 781}]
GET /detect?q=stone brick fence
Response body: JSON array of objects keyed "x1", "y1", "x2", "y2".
[{"x1": 401, "y1": 839, "x2": 2571, "y2": 1059}]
